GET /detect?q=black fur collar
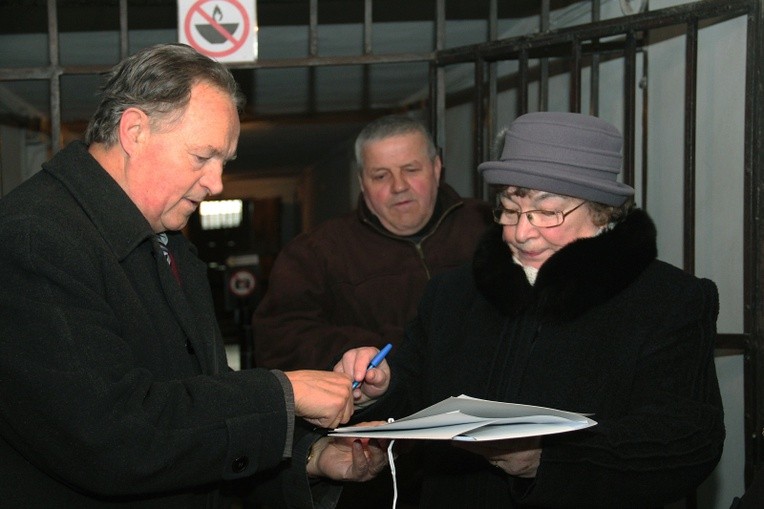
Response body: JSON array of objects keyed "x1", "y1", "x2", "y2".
[{"x1": 472, "y1": 209, "x2": 658, "y2": 322}]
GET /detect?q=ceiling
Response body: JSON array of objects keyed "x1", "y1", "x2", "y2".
[{"x1": 0, "y1": 0, "x2": 546, "y2": 177}]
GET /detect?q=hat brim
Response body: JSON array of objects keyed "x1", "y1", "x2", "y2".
[{"x1": 478, "y1": 161, "x2": 634, "y2": 207}]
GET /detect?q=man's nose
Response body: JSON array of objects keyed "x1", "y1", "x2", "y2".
[
  {"x1": 390, "y1": 172, "x2": 409, "y2": 193},
  {"x1": 201, "y1": 163, "x2": 224, "y2": 196}
]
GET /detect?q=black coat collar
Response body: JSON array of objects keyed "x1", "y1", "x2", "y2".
[
  {"x1": 43, "y1": 141, "x2": 154, "y2": 262},
  {"x1": 472, "y1": 209, "x2": 658, "y2": 322}
]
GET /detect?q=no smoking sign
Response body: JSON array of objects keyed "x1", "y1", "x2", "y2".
[{"x1": 178, "y1": 0, "x2": 258, "y2": 63}]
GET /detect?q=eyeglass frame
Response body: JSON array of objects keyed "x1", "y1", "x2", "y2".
[{"x1": 492, "y1": 198, "x2": 588, "y2": 228}]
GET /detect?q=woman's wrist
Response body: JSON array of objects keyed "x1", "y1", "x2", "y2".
[{"x1": 305, "y1": 437, "x2": 328, "y2": 478}]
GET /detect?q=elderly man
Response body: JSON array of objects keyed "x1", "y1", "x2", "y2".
[
  {"x1": 253, "y1": 115, "x2": 492, "y2": 371},
  {"x1": 253, "y1": 115, "x2": 491, "y2": 508},
  {"x1": 0, "y1": 43, "x2": 387, "y2": 509}
]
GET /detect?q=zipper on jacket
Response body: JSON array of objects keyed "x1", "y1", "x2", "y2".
[
  {"x1": 361, "y1": 199, "x2": 464, "y2": 281},
  {"x1": 413, "y1": 241, "x2": 431, "y2": 279}
]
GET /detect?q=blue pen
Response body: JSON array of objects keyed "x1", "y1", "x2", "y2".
[{"x1": 352, "y1": 343, "x2": 392, "y2": 389}]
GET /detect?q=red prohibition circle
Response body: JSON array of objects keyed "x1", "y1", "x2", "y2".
[
  {"x1": 184, "y1": 0, "x2": 251, "y2": 58},
  {"x1": 228, "y1": 269, "x2": 256, "y2": 297}
]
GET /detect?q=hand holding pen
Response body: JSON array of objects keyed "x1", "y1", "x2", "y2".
[{"x1": 352, "y1": 343, "x2": 392, "y2": 389}]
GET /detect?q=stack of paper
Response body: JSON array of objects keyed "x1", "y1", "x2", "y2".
[{"x1": 331, "y1": 394, "x2": 596, "y2": 441}]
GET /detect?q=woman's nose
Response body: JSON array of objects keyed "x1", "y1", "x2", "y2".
[{"x1": 510, "y1": 213, "x2": 536, "y2": 242}]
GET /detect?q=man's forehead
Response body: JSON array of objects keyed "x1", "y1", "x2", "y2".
[
  {"x1": 364, "y1": 132, "x2": 429, "y2": 160},
  {"x1": 370, "y1": 131, "x2": 426, "y2": 147}
]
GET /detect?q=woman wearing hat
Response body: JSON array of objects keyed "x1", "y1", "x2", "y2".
[{"x1": 337, "y1": 112, "x2": 725, "y2": 508}]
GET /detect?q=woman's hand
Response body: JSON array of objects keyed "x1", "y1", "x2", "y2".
[
  {"x1": 453, "y1": 437, "x2": 541, "y2": 478},
  {"x1": 307, "y1": 424, "x2": 390, "y2": 481},
  {"x1": 334, "y1": 347, "x2": 391, "y2": 406}
]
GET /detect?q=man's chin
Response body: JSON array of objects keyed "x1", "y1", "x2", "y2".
[
  {"x1": 382, "y1": 220, "x2": 426, "y2": 237},
  {"x1": 160, "y1": 216, "x2": 190, "y2": 232}
]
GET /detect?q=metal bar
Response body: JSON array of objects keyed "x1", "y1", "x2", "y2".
[
  {"x1": 435, "y1": 65, "x2": 446, "y2": 151},
  {"x1": 570, "y1": 38, "x2": 582, "y2": 113},
  {"x1": 363, "y1": 0, "x2": 372, "y2": 55},
  {"x1": 0, "y1": 68, "x2": 58, "y2": 80},
  {"x1": 429, "y1": 62, "x2": 437, "y2": 142},
  {"x1": 309, "y1": 0, "x2": 318, "y2": 57},
  {"x1": 0, "y1": 52, "x2": 436, "y2": 80},
  {"x1": 683, "y1": 19, "x2": 698, "y2": 275},
  {"x1": 362, "y1": 0, "x2": 372, "y2": 111},
  {"x1": 716, "y1": 333, "x2": 750, "y2": 353},
  {"x1": 590, "y1": 0, "x2": 601, "y2": 115},
  {"x1": 119, "y1": 0, "x2": 128, "y2": 60},
  {"x1": 640, "y1": 44, "x2": 649, "y2": 209},
  {"x1": 441, "y1": 39, "x2": 630, "y2": 66},
  {"x1": 744, "y1": 0, "x2": 764, "y2": 483},
  {"x1": 539, "y1": 0, "x2": 550, "y2": 111},
  {"x1": 474, "y1": 59, "x2": 484, "y2": 197},
  {"x1": 519, "y1": 50, "x2": 529, "y2": 115},
  {"x1": 485, "y1": 0, "x2": 498, "y2": 201},
  {"x1": 623, "y1": 31, "x2": 637, "y2": 189},
  {"x1": 433, "y1": 0, "x2": 446, "y2": 150},
  {"x1": 47, "y1": 0, "x2": 61, "y2": 153},
  {"x1": 436, "y1": 0, "x2": 754, "y2": 65},
  {"x1": 489, "y1": 0, "x2": 497, "y2": 41},
  {"x1": 307, "y1": 0, "x2": 317, "y2": 114},
  {"x1": 435, "y1": 0, "x2": 445, "y2": 51},
  {"x1": 205, "y1": 52, "x2": 436, "y2": 69}
]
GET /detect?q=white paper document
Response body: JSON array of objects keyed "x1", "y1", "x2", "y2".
[{"x1": 330, "y1": 394, "x2": 596, "y2": 442}]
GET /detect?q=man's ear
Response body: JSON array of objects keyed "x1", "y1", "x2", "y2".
[
  {"x1": 118, "y1": 107, "x2": 148, "y2": 155},
  {"x1": 433, "y1": 155, "x2": 443, "y2": 184}
]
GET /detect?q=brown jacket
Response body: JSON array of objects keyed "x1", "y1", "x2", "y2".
[{"x1": 253, "y1": 184, "x2": 492, "y2": 370}]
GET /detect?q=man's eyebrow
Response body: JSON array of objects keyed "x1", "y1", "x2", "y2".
[{"x1": 193, "y1": 145, "x2": 236, "y2": 161}]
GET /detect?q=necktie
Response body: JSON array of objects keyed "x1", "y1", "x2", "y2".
[{"x1": 156, "y1": 233, "x2": 181, "y2": 284}]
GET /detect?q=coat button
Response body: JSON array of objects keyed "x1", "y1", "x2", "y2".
[
  {"x1": 185, "y1": 340, "x2": 195, "y2": 355},
  {"x1": 231, "y1": 456, "x2": 249, "y2": 473}
]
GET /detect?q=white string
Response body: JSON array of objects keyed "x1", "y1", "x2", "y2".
[{"x1": 387, "y1": 417, "x2": 398, "y2": 509}]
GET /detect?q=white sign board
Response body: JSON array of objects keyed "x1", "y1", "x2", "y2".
[{"x1": 178, "y1": 0, "x2": 258, "y2": 63}]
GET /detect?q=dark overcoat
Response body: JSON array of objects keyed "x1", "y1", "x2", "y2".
[
  {"x1": 367, "y1": 209, "x2": 725, "y2": 508},
  {"x1": 0, "y1": 142, "x2": 329, "y2": 508}
]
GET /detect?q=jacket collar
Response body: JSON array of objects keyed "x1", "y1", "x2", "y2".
[
  {"x1": 42, "y1": 141, "x2": 154, "y2": 261},
  {"x1": 356, "y1": 183, "x2": 464, "y2": 241},
  {"x1": 472, "y1": 208, "x2": 658, "y2": 322}
]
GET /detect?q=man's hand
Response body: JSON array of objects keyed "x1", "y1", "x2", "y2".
[
  {"x1": 307, "y1": 433, "x2": 389, "y2": 481},
  {"x1": 284, "y1": 370, "x2": 355, "y2": 429},
  {"x1": 334, "y1": 347, "x2": 391, "y2": 405},
  {"x1": 453, "y1": 437, "x2": 541, "y2": 478}
]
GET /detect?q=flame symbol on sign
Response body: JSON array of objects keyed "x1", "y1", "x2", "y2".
[{"x1": 195, "y1": 4, "x2": 240, "y2": 44}]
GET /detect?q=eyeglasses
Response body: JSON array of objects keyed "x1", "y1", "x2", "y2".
[{"x1": 492, "y1": 199, "x2": 587, "y2": 228}]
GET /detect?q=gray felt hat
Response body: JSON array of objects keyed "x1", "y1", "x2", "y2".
[{"x1": 478, "y1": 111, "x2": 635, "y2": 206}]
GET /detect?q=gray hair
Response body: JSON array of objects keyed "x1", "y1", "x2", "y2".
[
  {"x1": 85, "y1": 43, "x2": 244, "y2": 147},
  {"x1": 353, "y1": 115, "x2": 438, "y2": 172}
]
